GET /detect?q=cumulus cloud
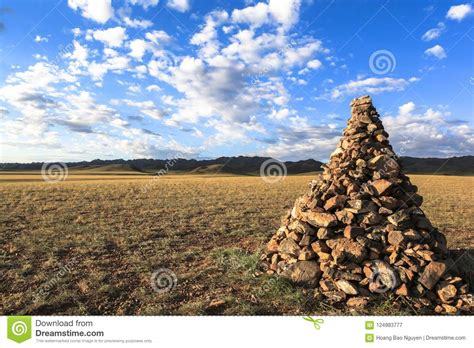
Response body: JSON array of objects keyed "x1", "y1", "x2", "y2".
[
  {"x1": 231, "y1": 0, "x2": 301, "y2": 30},
  {"x1": 421, "y1": 22, "x2": 445, "y2": 41},
  {"x1": 424, "y1": 44, "x2": 447, "y2": 59},
  {"x1": 0, "y1": 62, "x2": 124, "y2": 147},
  {"x1": 324, "y1": 77, "x2": 419, "y2": 100},
  {"x1": 446, "y1": 3, "x2": 473, "y2": 21},
  {"x1": 167, "y1": 0, "x2": 190, "y2": 12},
  {"x1": 92, "y1": 27, "x2": 128, "y2": 48},
  {"x1": 64, "y1": 40, "x2": 89, "y2": 66},
  {"x1": 67, "y1": 0, "x2": 113, "y2": 24},
  {"x1": 398, "y1": 101, "x2": 416, "y2": 116},
  {"x1": 307, "y1": 59, "x2": 322, "y2": 69},
  {"x1": 129, "y1": 39, "x2": 149, "y2": 60},
  {"x1": 122, "y1": 16, "x2": 153, "y2": 29},
  {"x1": 262, "y1": 118, "x2": 341, "y2": 160},
  {"x1": 127, "y1": 0, "x2": 159, "y2": 9},
  {"x1": 383, "y1": 102, "x2": 474, "y2": 157}
]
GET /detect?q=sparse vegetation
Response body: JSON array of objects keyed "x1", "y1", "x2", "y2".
[{"x1": 0, "y1": 173, "x2": 472, "y2": 315}]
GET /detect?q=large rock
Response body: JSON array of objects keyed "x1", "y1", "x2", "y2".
[
  {"x1": 388, "y1": 209, "x2": 412, "y2": 228},
  {"x1": 327, "y1": 238, "x2": 367, "y2": 264},
  {"x1": 419, "y1": 261, "x2": 447, "y2": 290},
  {"x1": 371, "y1": 179, "x2": 393, "y2": 196},
  {"x1": 336, "y1": 280, "x2": 359, "y2": 295},
  {"x1": 323, "y1": 195, "x2": 347, "y2": 211},
  {"x1": 301, "y1": 211, "x2": 338, "y2": 228},
  {"x1": 437, "y1": 283, "x2": 457, "y2": 303},
  {"x1": 278, "y1": 238, "x2": 300, "y2": 256},
  {"x1": 282, "y1": 261, "x2": 321, "y2": 287},
  {"x1": 368, "y1": 260, "x2": 399, "y2": 293},
  {"x1": 368, "y1": 155, "x2": 400, "y2": 177}
]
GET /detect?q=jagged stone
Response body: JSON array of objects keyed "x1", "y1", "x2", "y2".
[
  {"x1": 336, "y1": 280, "x2": 359, "y2": 295},
  {"x1": 282, "y1": 261, "x2": 321, "y2": 287},
  {"x1": 301, "y1": 211, "x2": 338, "y2": 227},
  {"x1": 278, "y1": 238, "x2": 300, "y2": 256},
  {"x1": 371, "y1": 179, "x2": 393, "y2": 195},
  {"x1": 324, "y1": 195, "x2": 347, "y2": 211},
  {"x1": 437, "y1": 283, "x2": 457, "y2": 303},
  {"x1": 419, "y1": 261, "x2": 447, "y2": 290},
  {"x1": 343, "y1": 225, "x2": 364, "y2": 239}
]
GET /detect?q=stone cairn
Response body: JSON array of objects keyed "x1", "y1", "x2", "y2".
[{"x1": 262, "y1": 95, "x2": 472, "y2": 314}]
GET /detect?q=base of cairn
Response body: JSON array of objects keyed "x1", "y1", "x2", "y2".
[{"x1": 261, "y1": 96, "x2": 473, "y2": 314}]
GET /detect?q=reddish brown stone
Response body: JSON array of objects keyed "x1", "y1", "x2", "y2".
[
  {"x1": 419, "y1": 261, "x2": 447, "y2": 290},
  {"x1": 343, "y1": 225, "x2": 364, "y2": 239},
  {"x1": 302, "y1": 211, "x2": 338, "y2": 227},
  {"x1": 323, "y1": 195, "x2": 347, "y2": 211},
  {"x1": 371, "y1": 179, "x2": 393, "y2": 195}
]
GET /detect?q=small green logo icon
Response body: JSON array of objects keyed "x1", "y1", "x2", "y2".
[
  {"x1": 303, "y1": 316, "x2": 324, "y2": 330},
  {"x1": 365, "y1": 333, "x2": 374, "y2": 343},
  {"x1": 365, "y1": 320, "x2": 374, "y2": 330},
  {"x1": 7, "y1": 316, "x2": 32, "y2": 343}
]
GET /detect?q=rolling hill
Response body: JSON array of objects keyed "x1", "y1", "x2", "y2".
[{"x1": 1, "y1": 155, "x2": 473, "y2": 175}]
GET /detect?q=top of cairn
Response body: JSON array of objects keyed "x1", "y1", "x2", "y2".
[{"x1": 262, "y1": 95, "x2": 472, "y2": 314}]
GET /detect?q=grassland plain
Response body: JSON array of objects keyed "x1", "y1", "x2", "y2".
[{"x1": 0, "y1": 173, "x2": 473, "y2": 315}]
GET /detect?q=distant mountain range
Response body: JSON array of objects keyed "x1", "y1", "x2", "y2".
[{"x1": 1, "y1": 155, "x2": 473, "y2": 175}]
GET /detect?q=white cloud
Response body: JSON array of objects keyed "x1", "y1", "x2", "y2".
[
  {"x1": 268, "y1": 0, "x2": 301, "y2": 29},
  {"x1": 122, "y1": 16, "x2": 153, "y2": 29},
  {"x1": 421, "y1": 22, "x2": 445, "y2": 41},
  {"x1": 33, "y1": 54, "x2": 48, "y2": 60},
  {"x1": 145, "y1": 30, "x2": 172, "y2": 44},
  {"x1": 93, "y1": 27, "x2": 128, "y2": 48},
  {"x1": 34, "y1": 35, "x2": 48, "y2": 43},
  {"x1": 325, "y1": 77, "x2": 419, "y2": 100},
  {"x1": 262, "y1": 121, "x2": 341, "y2": 161},
  {"x1": 383, "y1": 102, "x2": 474, "y2": 157},
  {"x1": 114, "y1": 99, "x2": 164, "y2": 119},
  {"x1": 269, "y1": 108, "x2": 292, "y2": 120},
  {"x1": 446, "y1": 3, "x2": 473, "y2": 21},
  {"x1": 68, "y1": 0, "x2": 113, "y2": 24},
  {"x1": 424, "y1": 44, "x2": 447, "y2": 59},
  {"x1": 65, "y1": 40, "x2": 89, "y2": 66},
  {"x1": 87, "y1": 55, "x2": 131, "y2": 81},
  {"x1": 167, "y1": 0, "x2": 190, "y2": 12},
  {"x1": 127, "y1": 0, "x2": 159, "y2": 9},
  {"x1": 146, "y1": 84, "x2": 162, "y2": 92},
  {"x1": 191, "y1": 10, "x2": 229, "y2": 59},
  {"x1": 231, "y1": 0, "x2": 301, "y2": 30},
  {"x1": 398, "y1": 101, "x2": 416, "y2": 115},
  {"x1": 232, "y1": 2, "x2": 270, "y2": 28},
  {"x1": 307, "y1": 59, "x2": 322, "y2": 69},
  {"x1": 129, "y1": 39, "x2": 149, "y2": 60}
]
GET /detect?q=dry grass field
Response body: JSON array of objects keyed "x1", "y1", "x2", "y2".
[{"x1": 0, "y1": 173, "x2": 473, "y2": 315}]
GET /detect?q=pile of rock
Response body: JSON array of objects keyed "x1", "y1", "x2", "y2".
[{"x1": 262, "y1": 95, "x2": 472, "y2": 314}]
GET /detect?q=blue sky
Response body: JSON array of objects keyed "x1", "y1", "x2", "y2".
[{"x1": 0, "y1": 0, "x2": 472, "y2": 162}]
